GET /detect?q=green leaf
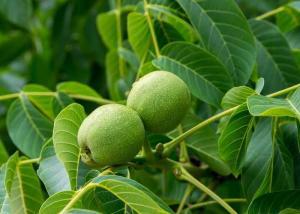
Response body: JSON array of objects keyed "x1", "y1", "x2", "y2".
[
  {"x1": 57, "y1": 82, "x2": 101, "y2": 98},
  {"x1": 6, "y1": 95, "x2": 53, "y2": 158},
  {"x1": 68, "y1": 209, "x2": 102, "y2": 214},
  {"x1": 250, "y1": 19, "x2": 300, "y2": 94},
  {"x1": 4, "y1": 152, "x2": 18, "y2": 194},
  {"x1": 23, "y1": 84, "x2": 55, "y2": 120},
  {"x1": 6, "y1": 156, "x2": 44, "y2": 214},
  {"x1": 241, "y1": 118, "x2": 274, "y2": 199},
  {"x1": 0, "y1": 32, "x2": 31, "y2": 66},
  {"x1": 37, "y1": 139, "x2": 71, "y2": 196},
  {"x1": 153, "y1": 42, "x2": 233, "y2": 107},
  {"x1": 128, "y1": 12, "x2": 153, "y2": 61},
  {"x1": 53, "y1": 103, "x2": 86, "y2": 190},
  {"x1": 39, "y1": 191, "x2": 80, "y2": 214},
  {"x1": 0, "y1": 164, "x2": 10, "y2": 213},
  {"x1": 221, "y1": 86, "x2": 256, "y2": 109},
  {"x1": 248, "y1": 190, "x2": 300, "y2": 214},
  {"x1": 218, "y1": 104, "x2": 254, "y2": 176},
  {"x1": 105, "y1": 50, "x2": 123, "y2": 100},
  {"x1": 0, "y1": 139, "x2": 8, "y2": 165},
  {"x1": 277, "y1": 2, "x2": 300, "y2": 33},
  {"x1": 92, "y1": 175, "x2": 174, "y2": 214},
  {"x1": 97, "y1": 12, "x2": 118, "y2": 50},
  {"x1": 177, "y1": 0, "x2": 256, "y2": 85},
  {"x1": 169, "y1": 113, "x2": 231, "y2": 176},
  {"x1": 247, "y1": 88, "x2": 300, "y2": 119},
  {"x1": 280, "y1": 208, "x2": 300, "y2": 214},
  {"x1": 0, "y1": 0, "x2": 32, "y2": 28},
  {"x1": 147, "y1": 4, "x2": 196, "y2": 42}
]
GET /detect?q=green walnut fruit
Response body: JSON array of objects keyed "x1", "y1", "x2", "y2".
[
  {"x1": 78, "y1": 104, "x2": 145, "y2": 167},
  {"x1": 127, "y1": 71, "x2": 191, "y2": 133}
]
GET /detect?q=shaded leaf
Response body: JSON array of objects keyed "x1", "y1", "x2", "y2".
[
  {"x1": 169, "y1": 113, "x2": 231, "y2": 175},
  {"x1": 6, "y1": 95, "x2": 53, "y2": 158},
  {"x1": 0, "y1": 140, "x2": 8, "y2": 165},
  {"x1": 153, "y1": 42, "x2": 233, "y2": 107},
  {"x1": 97, "y1": 12, "x2": 118, "y2": 50},
  {"x1": 37, "y1": 139, "x2": 71, "y2": 196},
  {"x1": 218, "y1": 104, "x2": 254, "y2": 176},
  {"x1": 248, "y1": 190, "x2": 300, "y2": 214},
  {"x1": 242, "y1": 118, "x2": 273, "y2": 199},
  {"x1": 250, "y1": 19, "x2": 300, "y2": 93},
  {"x1": 177, "y1": 0, "x2": 256, "y2": 85},
  {"x1": 53, "y1": 103, "x2": 86, "y2": 190},
  {"x1": 0, "y1": 0, "x2": 32, "y2": 28}
]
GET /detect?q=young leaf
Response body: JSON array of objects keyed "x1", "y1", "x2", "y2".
[
  {"x1": 53, "y1": 103, "x2": 86, "y2": 190},
  {"x1": 6, "y1": 95, "x2": 53, "y2": 158},
  {"x1": 168, "y1": 113, "x2": 231, "y2": 175},
  {"x1": 248, "y1": 190, "x2": 300, "y2": 214},
  {"x1": 247, "y1": 88, "x2": 300, "y2": 119},
  {"x1": 218, "y1": 104, "x2": 254, "y2": 176},
  {"x1": 250, "y1": 19, "x2": 300, "y2": 93},
  {"x1": 37, "y1": 139, "x2": 71, "y2": 196},
  {"x1": 153, "y1": 42, "x2": 233, "y2": 107},
  {"x1": 57, "y1": 82, "x2": 101, "y2": 98},
  {"x1": 23, "y1": 84, "x2": 55, "y2": 120},
  {"x1": 177, "y1": 0, "x2": 256, "y2": 85},
  {"x1": 221, "y1": 86, "x2": 256, "y2": 110}
]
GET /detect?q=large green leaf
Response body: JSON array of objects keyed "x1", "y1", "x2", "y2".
[
  {"x1": 6, "y1": 95, "x2": 53, "y2": 158},
  {"x1": 250, "y1": 19, "x2": 300, "y2": 93},
  {"x1": 221, "y1": 86, "x2": 256, "y2": 110},
  {"x1": 248, "y1": 190, "x2": 300, "y2": 214},
  {"x1": 218, "y1": 104, "x2": 254, "y2": 176},
  {"x1": 37, "y1": 139, "x2": 71, "y2": 196},
  {"x1": 247, "y1": 87, "x2": 300, "y2": 119},
  {"x1": 276, "y1": 2, "x2": 300, "y2": 33},
  {"x1": 128, "y1": 12, "x2": 153, "y2": 61},
  {"x1": 0, "y1": 0, "x2": 32, "y2": 28},
  {"x1": 177, "y1": 0, "x2": 256, "y2": 85},
  {"x1": 153, "y1": 42, "x2": 233, "y2": 107},
  {"x1": 23, "y1": 84, "x2": 55, "y2": 120},
  {"x1": 91, "y1": 175, "x2": 174, "y2": 214},
  {"x1": 39, "y1": 191, "x2": 80, "y2": 214},
  {"x1": 147, "y1": 4, "x2": 196, "y2": 42},
  {"x1": 241, "y1": 118, "x2": 273, "y2": 199},
  {"x1": 169, "y1": 113, "x2": 231, "y2": 175},
  {"x1": 53, "y1": 103, "x2": 86, "y2": 190},
  {"x1": 57, "y1": 81, "x2": 101, "y2": 98},
  {"x1": 5, "y1": 155, "x2": 44, "y2": 214},
  {"x1": 97, "y1": 12, "x2": 118, "y2": 50}
]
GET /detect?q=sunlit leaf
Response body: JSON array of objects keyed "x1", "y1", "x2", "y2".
[{"x1": 53, "y1": 103, "x2": 86, "y2": 190}]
